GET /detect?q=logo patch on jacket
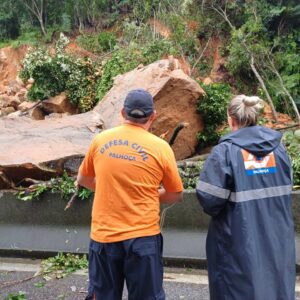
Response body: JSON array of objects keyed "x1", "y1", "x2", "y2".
[{"x1": 241, "y1": 149, "x2": 276, "y2": 175}]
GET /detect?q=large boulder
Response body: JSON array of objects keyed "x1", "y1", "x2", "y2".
[
  {"x1": 0, "y1": 112, "x2": 102, "y2": 185},
  {"x1": 94, "y1": 58, "x2": 204, "y2": 160},
  {"x1": 0, "y1": 58, "x2": 204, "y2": 186}
]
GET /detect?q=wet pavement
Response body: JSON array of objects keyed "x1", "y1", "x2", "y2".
[
  {"x1": 0, "y1": 258, "x2": 300, "y2": 300},
  {"x1": 0, "y1": 265, "x2": 210, "y2": 300}
]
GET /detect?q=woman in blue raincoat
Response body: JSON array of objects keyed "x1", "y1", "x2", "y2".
[{"x1": 196, "y1": 95, "x2": 295, "y2": 300}]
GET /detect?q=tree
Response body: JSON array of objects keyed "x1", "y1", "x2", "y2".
[
  {"x1": 21, "y1": 0, "x2": 47, "y2": 36},
  {"x1": 0, "y1": 0, "x2": 20, "y2": 40},
  {"x1": 210, "y1": 1, "x2": 279, "y2": 122}
]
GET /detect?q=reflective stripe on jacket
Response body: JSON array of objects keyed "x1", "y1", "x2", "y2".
[{"x1": 196, "y1": 126, "x2": 295, "y2": 300}]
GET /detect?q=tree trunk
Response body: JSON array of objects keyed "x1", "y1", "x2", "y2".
[
  {"x1": 268, "y1": 58, "x2": 300, "y2": 123},
  {"x1": 39, "y1": 17, "x2": 47, "y2": 36},
  {"x1": 211, "y1": 4, "x2": 279, "y2": 122},
  {"x1": 250, "y1": 57, "x2": 278, "y2": 122}
]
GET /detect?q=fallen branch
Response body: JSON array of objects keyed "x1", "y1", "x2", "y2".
[
  {"x1": 0, "y1": 270, "x2": 41, "y2": 289},
  {"x1": 19, "y1": 100, "x2": 43, "y2": 116},
  {"x1": 64, "y1": 188, "x2": 79, "y2": 211},
  {"x1": 276, "y1": 124, "x2": 300, "y2": 131}
]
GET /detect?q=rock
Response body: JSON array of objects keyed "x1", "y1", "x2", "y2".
[
  {"x1": 16, "y1": 89, "x2": 27, "y2": 102},
  {"x1": 0, "y1": 112, "x2": 102, "y2": 185},
  {"x1": 44, "y1": 112, "x2": 71, "y2": 119},
  {"x1": 26, "y1": 84, "x2": 32, "y2": 90},
  {"x1": 28, "y1": 78, "x2": 35, "y2": 84},
  {"x1": 42, "y1": 92, "x2": 77, "y2": 114},
  {"x1": 1, "y1": 106, "x2": 15, "y2": 116},
  {"x1": 94, "y1": 59, "x2": 205, "y2": 160},
  {"x1": 0, "y1": 171, "x2": 13, "y2": 189},
  {"x1": 0, "y1": 95, "x2": 11, "y2": 108},
  {"x1": 0, "y1": 58, "x2": 203, "y2": 185},
  {"x1": 203, "y1": 77, "x2": 213, "y2": 85},
  {"x1": 0, "y1": 84, "x2": 7, "y2": 94},
  {"x1": 6, "y1": 96, "x2": 21, "y2": 110},
  {"x1": 30, "y1": 106, "x2": 45, "y2": 120},
  {"x1": 7, "y1": 80, "x2": 22, "y2": 96},
  {"x1": 18, "y1": 101, "x2": 34, "y2": 112},
  {"x1": 45, "y1": 113, "x2": 62, "y2": 119},
  {"x1": 15, "y1": 76, "x2": 25, "y2": 87},
  {"x1": 6, "y1": 111, "x2": 22, "y2": 119}
]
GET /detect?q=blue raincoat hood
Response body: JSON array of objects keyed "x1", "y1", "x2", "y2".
[{"x1": 219, "y1": 125, "x2": 282, "y2": 157}]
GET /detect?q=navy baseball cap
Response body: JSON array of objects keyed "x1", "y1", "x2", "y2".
[{"x1": 124, "y1": 89, "x2": 154, "y2": 118}]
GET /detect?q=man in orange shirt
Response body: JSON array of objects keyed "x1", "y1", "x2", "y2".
[{"x1": 77, "y1": 89, "x2": 183, "y2": 300}]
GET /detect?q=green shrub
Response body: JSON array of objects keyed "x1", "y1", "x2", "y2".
[
  {"x1": 179, "y1": 161, "x2": 204, "y2": 189},
  {"x1": 163, "y1": 13, "x2": 198, "y2": 57},
  {"x1": 197, "y1": 83, "x2": 232, "y2": 148},
  {"x1": 282, "y1": 130, "x2": 300, "y2": 187},
  {"x1": 98, "y1": 32, "x2": 117, "y2": 51},
  {"x1": 60, "y1": 13, "x2": 72, "y2": 33},
  {"x1": 17, "y1": 171, "x2": 93, "y2": 201},
  {"x1": 66, "y1": 58, "x2": 101, "y2": 112},
  {"x1": 96, "y1": 40, "x2": 176, "y2": 101},
  {"x1": 76, "y1": 34, "x2": 102, "y2": 54},
  {"x1": 19, "y1": 33, "x2": 100, "y2": 112},
  {"x1": 0, "y1": 16, "x2": 20, "y2": 41}
]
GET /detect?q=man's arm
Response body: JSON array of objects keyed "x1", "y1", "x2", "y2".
[
  {"x1": 159, "y1": 188, "x2": 183, "y2": 204},
  {"x1": 77, "y1": 173, "x2": 96, "y2": 192}
]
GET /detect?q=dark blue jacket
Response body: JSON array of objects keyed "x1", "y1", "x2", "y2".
[{"x1": 196, "y1": 126, "x2": 295, "y2": 300}]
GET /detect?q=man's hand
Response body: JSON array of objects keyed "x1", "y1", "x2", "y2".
[
  {"x1": 77, "y1": 173, "x2": 96, "y2": 191},
  {"x1": 159, "y1": 189, "x2": 183, "y2": 204}
]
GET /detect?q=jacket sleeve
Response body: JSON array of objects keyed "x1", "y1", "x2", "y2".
[{"x1": 196, "y1": 143, "x2": 232, "y2": 217}]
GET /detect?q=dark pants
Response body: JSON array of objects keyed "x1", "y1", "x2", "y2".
[{"x1": 85, "y1": 234, "x2": 165, "y2": 300}]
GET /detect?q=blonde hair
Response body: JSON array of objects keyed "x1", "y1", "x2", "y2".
[{"x1": 227, "y1": 95, "x2": 264, "y2": 128}]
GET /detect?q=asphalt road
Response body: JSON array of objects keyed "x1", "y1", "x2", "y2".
[{"x1": 0, "y1": 258, "x2": 299, "y2": 300}]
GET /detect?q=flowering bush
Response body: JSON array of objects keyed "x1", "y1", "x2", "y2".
[{"x1": 19, "y1": 33, "x2": 100, "y2": 112}]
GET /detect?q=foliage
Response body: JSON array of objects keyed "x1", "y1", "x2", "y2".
[
  {"x1": 76, "y1": 34, "x2": 102, "y2": 53},
  {"x1": 129, "y1": 0, "x2": 160, "y2": 22},
  {"x1": 122, "y1": 21, "x2": 154, "y2": 45},
  {"x1": 282, "y1": 130, "x2": 300, "y2": 187},
  {"x1": 78, "y1": 187, "x2": 93, "y2": 200},
  {"x1": 179, "y1": 161, "x2": 204, "y2": 189},
  {"x1": 17, "y1": 184, "x2": 48, "y2": 201},
  {"x1": 96, "y1": 39, "x2": 177, "y2": 101},
  {"x1": 0, "y1": 0, "x2": 20, "y2": 41},
  {"x1": 19, "y1": 35, "x2": 70, "y2": 101},
  {"x1": 50, "y1": 172, "x2": 77, "y2": 200},
  {"x1": 17, "y1": 171, "x2": 93, "y2": 201},
  {"x1": 60, "y1": 13, "x2": 72, "y2": 33},
  {"x1": 66, "y1": 58, "x2": 101, "y2": 112},
  {"x1": 41, "y1": 253, "x2": 88, "y2": 279},
  {"x1": 197, "y1": 83, "x2": 232, "y2": 148},
  {"x1": 98, "y1": 31, "x2": 117, "y2": 51},
  {"x1": 221, "y1": 0, "x2": 300, "y2": 115},
  {"x1": 159, "y1": 13, "x2": 199, "y2": 60},
  {"x1": 19, "y1": 33, "x2": 100, "y2": 112},
  {"x1": 4, "y1": 292, "x2": 26, "y2": 300}
]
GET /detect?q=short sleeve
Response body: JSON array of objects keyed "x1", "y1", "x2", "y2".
[
  {"x1": 79, "y1": 137, "x2": 97, "y2": 177},
  {"x1": 161, "y1": 144, "x2": 183, "y2": 192}
]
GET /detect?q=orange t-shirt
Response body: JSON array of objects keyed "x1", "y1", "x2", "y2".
[{"x1": 79, "y1": 123, "x2": 183, "y2": 243}]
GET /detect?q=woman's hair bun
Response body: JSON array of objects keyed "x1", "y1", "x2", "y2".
[
  {"x1": 242, "y1": 96, "x2": 264, "y2": 109},
  {"x1": 243, "y1": 96, "x2": 259, "y2": 106}
]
